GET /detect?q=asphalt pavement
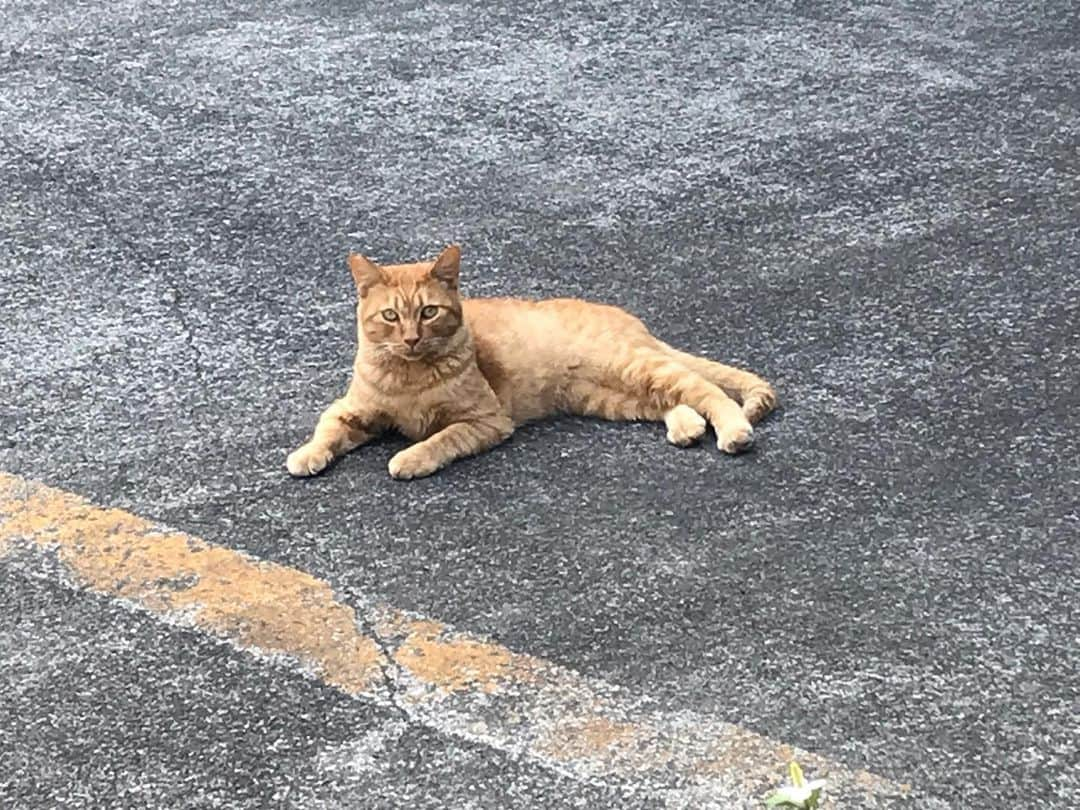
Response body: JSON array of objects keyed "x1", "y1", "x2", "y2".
[{"x1": 1, "y1": 1, "x2": 1078, "y2": 808}]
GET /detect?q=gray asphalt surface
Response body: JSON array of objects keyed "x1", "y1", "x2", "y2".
[
  {"x1": 0, "y1": 560, "x2": 651, "y2": 810},
  {"x1": 2, "y1": 1, "x2": 1079, "y2": 807}
]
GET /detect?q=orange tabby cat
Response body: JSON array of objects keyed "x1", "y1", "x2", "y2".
[{"x1": 287, "y1": 244, "x2": 776, "y2": 480}]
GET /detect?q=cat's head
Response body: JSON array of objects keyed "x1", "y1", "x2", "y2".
[{"x1": 347, "y1": 244, "x2": 465, "y2": 361}]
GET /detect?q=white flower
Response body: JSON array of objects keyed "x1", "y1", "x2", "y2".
[{"x1": 764, "y1": 761, "x2": 827, "y2": 809}]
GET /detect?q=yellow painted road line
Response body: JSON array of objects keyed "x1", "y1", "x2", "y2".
[{"x1": 0, "y1": 473, "x2": 926, "y2": 808}]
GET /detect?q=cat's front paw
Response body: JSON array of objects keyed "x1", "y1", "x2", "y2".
[
  {"x1": 388, "y1": 447, "x2": 441, "y2": 480},
  {"x1": 286, "y1": 443, "x2": 333, "y2": 477},
  {"x1": 717, "y1": 421, "x2": 755, "y2": 454}
]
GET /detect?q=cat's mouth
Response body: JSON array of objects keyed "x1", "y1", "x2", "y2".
[
  {"x1": 385, "y1": 340, "x2": 450, "y2": 361},
  {"x1": 394, "y1": 345, "x2": 427, "y2": 360}
]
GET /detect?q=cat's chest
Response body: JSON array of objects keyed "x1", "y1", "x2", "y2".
[
  {"x1": 363, "y1": 380, "x2": 466, "y2": 440},
  {"x1": 352, "y1": 356, "x2": 491, "y2": 440},
  {"x1": 390, "y1": 392, "x2": 449, "y2": 440}
]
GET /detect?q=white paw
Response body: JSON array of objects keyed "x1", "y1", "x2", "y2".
[
  {"x1": 665, "y1": 405, "x2": 707, "y2": 447},
  {"x1": 286, "y1": 444, "x2": 333, "y2": 477},
  {"x1": 717, "y1": 421, "x2": 755, "y2": 454},
  {"x1": 388, "y1": 448, "x2": 440, "y2": 480}
]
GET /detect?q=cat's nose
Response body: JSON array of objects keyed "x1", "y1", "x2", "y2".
[{"x1": 404, "y1": 337, "x2": 420, "y2": 348}]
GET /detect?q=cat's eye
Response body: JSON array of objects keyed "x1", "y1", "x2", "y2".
[
  {"x1": 420, "y1": 305, "x2": 439, "y2": 320},
  {"x1": 381, "y1": 309, "x2": 399, "y2": 322}
]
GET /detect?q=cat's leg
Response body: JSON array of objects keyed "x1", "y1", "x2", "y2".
[
  {"x1": 660, "y1": 346, "x2": 777, "y2": 424},
  {"x1": 622, "y1": 348, "x2": 755, "y2": 453},
  {"x1": 287, "y1": 398, "x2": 380, "y2": 477},
  {"x1": 558, "y1": 382, "x2": 662, "y2": 421},
  {"x1": 388, "y1": 413, "x2": 514, "y2": 480},
  {"x1": 559, "y1": 382, "x2": 707, "y2": 447}
]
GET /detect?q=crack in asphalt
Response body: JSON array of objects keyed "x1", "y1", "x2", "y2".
[
  {"x1": 0, "y1": 81, "x2": 210, "y2": 407},
  {"x1": 340, "y1": 588, "x2": 415, "y2": 727}
]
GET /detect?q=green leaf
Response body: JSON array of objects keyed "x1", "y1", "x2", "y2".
[{"x1": 765, "y1": 786, "x2": 809, "y2": 808}]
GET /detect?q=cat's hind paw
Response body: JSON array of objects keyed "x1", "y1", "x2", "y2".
[
  {"x1": 664, "y1": 405, "x2": 707, "y2": 447},
  {"x1": 717, "y1": 421, "x2": 755, "y2": 454},
  {"x1": 742, "y1": 384, "x2": 777, "y2": 424},
  {"x1": 286, "y1": 443, "x2": 334, "y2": 477}
]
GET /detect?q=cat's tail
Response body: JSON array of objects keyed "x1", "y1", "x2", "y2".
[
  {"x1": 658, "y1": 345, "x2": 777, "y2": 425},
  {"x1": 618, "y1": 347, "x2": 754, "y2": 453}
]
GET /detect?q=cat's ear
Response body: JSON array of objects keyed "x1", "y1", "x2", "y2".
[
  {"x1": 429, "y1": 244, "x2": 461, "y2": 291},
  {"x1": 348, "y1": 252, "x2": 384, "y2": 297}
]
